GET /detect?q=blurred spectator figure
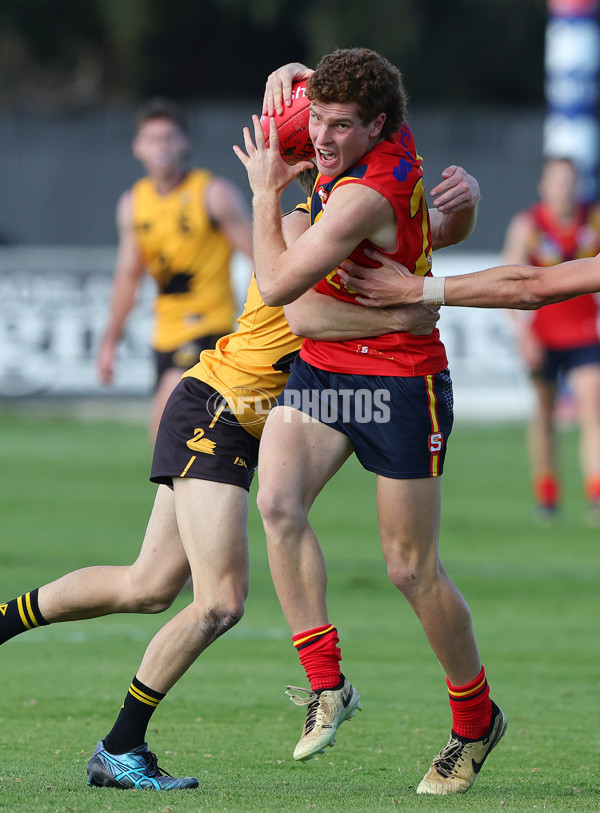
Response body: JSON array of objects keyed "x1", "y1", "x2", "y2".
[
  {"x1": 97, "y1": 99, "x2": 253, "y2": 440},
  {"x1": 503, "y1": 157, "x2": 600, "y2": 523}
]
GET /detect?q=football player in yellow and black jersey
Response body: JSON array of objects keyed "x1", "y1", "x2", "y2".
[
  {"x1": 97, "y1": 98, "x2": 253, "y2": 441},
  {"x1": 0, "y1": 169, "x2": 444, "y2": 789}
]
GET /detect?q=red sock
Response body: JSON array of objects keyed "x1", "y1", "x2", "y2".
[
  {"x1": 447, "y1": 666, "x2": 493, "y2": 740},
  {"x1": 292, "y1": 624, "x2": 342, "y2": 691},
  {"x1": 585, "y1": 474, "x2": 600, "y2": 503},
  {"x1": 534, "y1": 472, "x2": 560, "y2": 509}
]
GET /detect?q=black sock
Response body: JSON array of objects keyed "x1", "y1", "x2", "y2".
[
  {"x1": 0, "y1": 589, "x2": 49, "y2": 644},
  {"x1": 103, "y1": 676, "x2": 166, "y2": 754}
]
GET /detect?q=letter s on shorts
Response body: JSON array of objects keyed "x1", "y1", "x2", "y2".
[{"x1": 428, "y1": 432, "x2": 443, "y2": 453}]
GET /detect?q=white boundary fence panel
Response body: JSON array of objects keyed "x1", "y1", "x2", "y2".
[
  {"x1": 434, "y1": 252, "x2": 533, "y2": 420},
  {"x1": 0, "y1": 248, "x2": 532, "y2": 419},
  {"x1": 0, "y1": 247, "x2": 154, "y2": 398}
]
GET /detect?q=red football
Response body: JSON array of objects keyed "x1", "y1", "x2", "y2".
[{"x1": 260, "y1": 80, "x2": 315, "y2": 166}]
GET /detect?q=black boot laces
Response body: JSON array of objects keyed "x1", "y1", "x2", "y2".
[
  {"x1": 432, "y1": 737, "x2": 464, "y2": 778},
  {"x1": 303, "y1": 696, "x2": 320, "y2": 734},
  {"x1": 285, "y1": 686, "x2": 323, "y2": 735},
  {"x1": 143, "y1": 749, "x2": 174, "y2": 778}
]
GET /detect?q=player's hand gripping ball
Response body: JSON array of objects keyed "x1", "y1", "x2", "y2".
[{"x1": 260, "y1": 80, "x2": 315, "y2": 166}]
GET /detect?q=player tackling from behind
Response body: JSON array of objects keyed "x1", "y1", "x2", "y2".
[{"x1": 234, "y1": 49, "x2": 506, "y2": 796}]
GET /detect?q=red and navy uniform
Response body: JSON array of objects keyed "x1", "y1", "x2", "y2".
[
  {"x1": 279, "y1": 357, "x2": 453, "y2": 478},
  {"x1": 527, "y1": 202, "x2": 600, "y2": 351},
  {"x1": 300, "y1": 124, "x2": 448, "y2": 377},
  {"x1": 281, "y1": 125, "x2": 453, "y2": 479}
]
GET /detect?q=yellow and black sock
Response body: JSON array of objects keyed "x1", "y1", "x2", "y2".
[
  {"x1": 103, "y1": 676, "x2": 166, "y2": 755},
  {"x1": 0, "y1": 589, "x2": 49, "y2": 644}
]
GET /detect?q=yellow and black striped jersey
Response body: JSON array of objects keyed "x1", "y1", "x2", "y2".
[{"x1": 132, "y1": 169, "x2": 234, "y2": 351}]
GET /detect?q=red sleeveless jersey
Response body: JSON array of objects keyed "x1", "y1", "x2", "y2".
[
  {"x1": 299, "y1": 125, "x2": 448, "y2": 376},
  {"x1": 527, "y1": 202, "x2": 600, "y2": 350}
]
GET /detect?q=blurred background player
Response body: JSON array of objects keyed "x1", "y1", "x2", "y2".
[
  {"x1": 502, "y1": 156, "x2": 600, "y2": 523},
  {"x1": 97, "y1": 98, "x2": 253, "y2": 440}
]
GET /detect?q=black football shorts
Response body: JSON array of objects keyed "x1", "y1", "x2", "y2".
[{"x1": 151, "y1": 376, "x2": 260, "y2": 491}]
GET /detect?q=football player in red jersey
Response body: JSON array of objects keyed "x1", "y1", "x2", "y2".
[
  {"x1": 235, "y1": 48, "x2": 506, "y2": 795},
  {"x1": 502, "y1": 157, "x2": 600, "y2": 522}
]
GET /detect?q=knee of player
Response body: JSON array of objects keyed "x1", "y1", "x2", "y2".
[
  {"x1": 198, "y1": 604, "x2": 244, "y2": 640},
  {"x1": 384, "y1": 550, "x2": 434, "y2": 596},
  {"x1": 257, "y1": 484, "x2": 305, "y2": 530},
  {"x1": 387, "y1": 563, "x2": 419, "y2": 596}
]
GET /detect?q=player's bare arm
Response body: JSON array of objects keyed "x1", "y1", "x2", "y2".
[
  {"x1": 429, "y1": 165, "x2": 480, "y2": 250},
  {"x1": 204, "y1": 176, "x2": 253, "y2": 259},
  {"x1": 442, "y1": 256, "x2": 600, "y2": 308},
  {"x1": 286, "y1": 288, "x2": 439, "y2": 340},
  {"x1": 234, "y1": 115, "x2": 311, "y2": 303},
  {"x1": 279, "y1": 207, "x2": 437, "y2": 339},
  {"x1": 254, "y1": 178, "x2": 394, "y2": 306},
  {"x1": 97, "y1": 190, "x2": 145, "y2": 384},
  {"x1": 339, "y1": 247, "x2": 600, "y2": 310},
  {"x1": 499, "y1": 210, "x2": 547, "y2": 368}
]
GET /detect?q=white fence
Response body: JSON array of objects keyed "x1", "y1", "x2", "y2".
[
  {"x1": 0, "y1": 247, "x2": 154, "y2": 398},
  {"x1": 434, "y1": 251, "x2": 533, "y2": 420},
  {"x1": 0, "y1": 248, "x2": 532, "y2": 419}
]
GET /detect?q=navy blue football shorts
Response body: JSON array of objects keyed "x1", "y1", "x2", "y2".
[
  {"x1": 151, "y1": 376, "x2": 260, "y2": 491},
  {"x1": 277, "y1": 357, "x2": 454, "y2": 479},
  {"x1": 534, "y1": 341, "x2": 600, "y2": 383}
]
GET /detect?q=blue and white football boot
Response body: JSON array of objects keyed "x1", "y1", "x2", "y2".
[{"x1": 87, "y1": 741, "x2": 199, "y2": 790}]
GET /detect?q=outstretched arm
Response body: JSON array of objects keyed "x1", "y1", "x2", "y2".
[
  {"x1": 499, "y1": 211, "x2": 545, "y2": 370},
  {"x1": 337, "y1": 248, "x2": 600, "y2": 309},
  {"x1": 440, "y1": 256, "x2": 600, "y2": 308}
]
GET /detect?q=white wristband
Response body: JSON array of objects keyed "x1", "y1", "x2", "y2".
[{"x1": 422, "y1": 275, "x2": 446, "y2": 306}]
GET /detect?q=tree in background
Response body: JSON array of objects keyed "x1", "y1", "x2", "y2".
[{"x1": 0, "y1": 0, "x2": 546, "y2": 112}]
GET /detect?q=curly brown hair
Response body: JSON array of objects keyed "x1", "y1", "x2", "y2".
[{"x1": 307, "y1": 48, "x2": 407, "y2": 139}]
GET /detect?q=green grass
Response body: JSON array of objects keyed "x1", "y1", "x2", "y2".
[{"x1": 0, "y1": 410, "x2": 598, "y2": 812}]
